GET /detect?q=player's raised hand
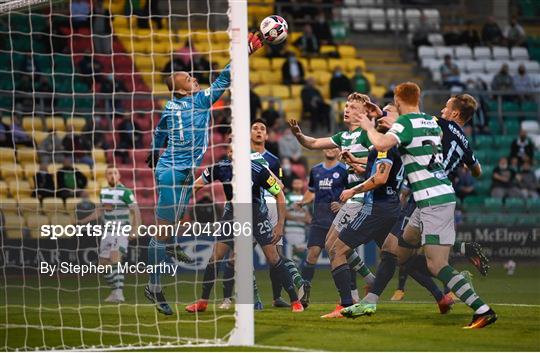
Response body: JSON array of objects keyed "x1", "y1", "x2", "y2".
[
  {"x1": 339, "y1": 189, "x2": 356, "y2": 203},
  {"x1": 357, "y1": 113, "x2": 375, "y2": 131},
  {"x1": 365, "y1": 101, "x2": 383, "y2": 119},
  {"x1": 248, "y1": 32, "x2": 263, "y2": 56},
  {"x1": 288, "y1": 119, "x2": 302, "y2": 137},
  {"x1": 330, "y1": 201, "x2": 342, "y2": 213}
]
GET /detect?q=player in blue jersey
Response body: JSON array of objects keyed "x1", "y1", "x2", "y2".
[
  {"x1": 184, "y1": 147, "x2": 305, "y2": 313},
  {"x1": 321, "y1": 121, "x2": 405, "y2": 318},
  {"x1": 143, "y1": 33, "x2": 264, "y2": 315},
  {"x1": 297, "y1": 148, "x2": 348, "y2": 306}
]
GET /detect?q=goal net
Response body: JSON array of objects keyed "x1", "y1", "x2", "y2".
[{"x1": 0, "y1": 0, "x2": 255, "y2": 349}]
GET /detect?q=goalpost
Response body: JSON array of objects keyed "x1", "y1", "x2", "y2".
[{"x1": 0, "y1": 0, "x2": 254, "y2": 349}]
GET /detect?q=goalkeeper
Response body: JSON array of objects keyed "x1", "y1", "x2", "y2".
[{"x1": 144, "y1": 33, "x2": 264, "y2": 315}]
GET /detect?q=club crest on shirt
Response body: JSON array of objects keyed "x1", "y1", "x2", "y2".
[{"x1": 332, "y1": 172, "x2": 340, "y2": 179}]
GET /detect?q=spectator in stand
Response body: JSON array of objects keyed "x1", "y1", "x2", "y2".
[
  {"x1": 115, "y1": 112, "x2": 142, "y2": 164},
  {"x1": 261, "y1": 99, "x2": 281, "y2": 129},
  {"x1": 62, "y1": 124, "x2": 93, "y2": 167},
  {"x1": 281, "y1": 157, "x2": 300, "y2": 192},
  {"x1": 265, "y1": 128, "x2": 281, "y2": 158},
  {"x1": 0, "y1": 120, "x2": 13, "y2": 147},
  {"x1": 78, "y1": 52, "x2": 103, "y2": 87},
  {"x1": 250, "y1": 85, "x2": 262, "y2": 121},
  {"x1": 329, "y1": 66, "x2": 352, "y2": 99},
  {"x1": 443, "y1": 25, "x2": 462, "y2": 46},
  {"x1": 162, "y1": 49, "x2": 210, "y2": 83},
  {"x1": 516, "y1": 159, "x2": 539, "y2": 199},
  {"x1": 491, "y1": 64, "x2": 515, "y2": 93},
  {"x1": 100, "y1": 73, "x2": 128, "y2": 116},
  {"x1": 351, "y1": 66, "x2": 371, "y2": 95},
  {"x1": 329, "y1": 7, "x2": 348, "y2": 44},
  {"x1": 86, "y1": 116, "x2": 111, "y2": 150},
  {"x1": 75, "y1": 191, "x2": 97, "y2": 226},
  {"x1": 36, "y1": 76, "x2": 53, "y2": 112},
  {"x1": 301, "y1": 77, "x2": 331, "y2": 132},
  {"x1": 411, "y1": 15, "x2": 434, "y2": 53},
  {"x1": 92, "y1": 2, "x2": 112, "y2": 54},
  {"x1": 504, "y1": 17, "x2": 526, "y2": 47},
  {"x1": 11, "y1": 115, "x2": 34, "y2": 147},
  {"x1": 294, "y1": 24, "x2": 319, "y2": 56},
  {"x1": 33, "y1": 162, "x2": 55, "y2": 200},
  {"x1": 440, "y1": 54, "x2": 466, "y2": 90},
  {"x1": 481, "y1": 16, "x2": 503, "y2": 46},
  {"x1": 39, "y1": 129, "x2": 64, "y2": 164},
  {"x1": 510, "y1": 129, "x2": 535, "y2": 165},
  {"x1": 491, "y1": 157, "x2": 520, "y2": 198},
  {"x1": 56, "y1": 156, "x2": 88, "y2": 200},
  {"x1": 282, "y1": 51, "x2": 305, "y2": 85},
  {"x1": 278, "y1": 128, "x2": 308, "y2": 170},
  {"x1": 514, "y1": 64, "x2": 534, "y2": 100},
  {"x1": 460, "y1": 21, "x2": 481, "y2": 48},
  {"x1": 453, "y1": 166, "x2": 475, "y2": 202},
  {"x1": 71, "y1": 0, "x2": 91, "y2": 29},
  {"x1": 312, "y1": 11, "x2": 333, "y2": 45}
]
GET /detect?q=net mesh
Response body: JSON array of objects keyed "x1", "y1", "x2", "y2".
[{"x1": 0, "y1": 0, "x2": 246, "y2": 350}]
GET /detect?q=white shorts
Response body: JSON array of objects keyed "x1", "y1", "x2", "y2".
[
  {"x1": 284, "y1": 229, "x2": 306, "y2": 248},
  {"x1": 408, "y1": 203, "x2": 456, "y2": 246},
  {"x1": 332, "y1": 202, "x2": 364, "y2": 233},
  {"x1": 99, "y1": 233, "x2": 128, "y2": 259}
]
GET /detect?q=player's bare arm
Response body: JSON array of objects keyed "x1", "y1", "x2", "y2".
[
  {"x1": 288, "y1": 119, "x2": 336, "y2": 150},
  {"x1": 339, "y1": 161, "x2": 392, "y2": 202},
  {"x1": 357, "y1": 114, "x2": 399, "y2": 152}
]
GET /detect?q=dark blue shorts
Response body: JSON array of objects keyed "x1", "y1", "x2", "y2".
[
  {"x1": 307, "y1": 225, "x2": 330, "y2": 248},
  {"x1": 339, "y1": 202, "x2": 400, "y2": 249},
  {"x1": 253, "y1": 217, "x2": 274, "y2": 246},
  {"x1": 390, "y1": 200, "x2": 417, "y2": 237}
]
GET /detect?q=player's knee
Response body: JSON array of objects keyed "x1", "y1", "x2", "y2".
[
  {"x1": 425, "y1": 257, "x2": 445, "y2": 276},
  {"x1": 307, "y1": 247, "x2": 321, "y2": 264}
]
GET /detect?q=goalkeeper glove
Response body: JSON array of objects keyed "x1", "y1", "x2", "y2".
[
  {"x1": 145, "y1": 150, "x2": 160, "y2": 169},
  {"x1": 248, "y1": 32, "x2": 263, "y2": 55}
]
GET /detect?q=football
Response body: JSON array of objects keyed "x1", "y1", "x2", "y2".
[{"x1": 259, "y1": 15, "x2": 288, "y2": 44}]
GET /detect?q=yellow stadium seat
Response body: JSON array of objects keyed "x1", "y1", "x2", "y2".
[
  {"x1": 132, "y1": 40, "x2": 149, "y2": 54},
  {"x1": 309, "y1": 58, "x2": 328, "y2": 72},
  {"x1": 371, "y1": 85, "x2": 387, "y2": 98},
  {"x1": 316, "y1": 85, "x2": 330, "y2": 100},
  {"x1": 154, "y1": 41, "x2": 175, "y2": 54},
  {"x1": 24, "y1": 163, "x2": 39, "y2": 180},
  {"x1": 66, "y1": 117, "x2": 86, "y2": 132},
  {"x1": 0, "y1": 180, "x2": 8, "y2": 196},
  {"x1": 298, "y1": 58, "x2": 309, "y2": 71},
  {"x1": 0, "y1": 198, "x2": 18, "y2": 212},
  {"x1": 250, "y1": 57, "x2": 270, "y2": 71},
  {"x1": 258, "y1": 70, "x2": 282, "y2": 85},
  {"x1": 253, "y1": 85, "x2": 272, "y2": 97},
  {"x1": 74, "y1": 163, "x2": 92, "y2": 180},
  {"x1": 212, "y1": 56, "x2": 230, "y2": 69},
  {"x1": 250, "y1": 71, "x2": 262, "y2": 85},
  {"x1": 8, "y1": 180, "x2": 33, "y2": 199},
  {"x1": 1, "y1": 163, "x2": 23, "y2": 180},
  {"x1": 0, "y1": 148, "x2": 16, "y2": 163},
  {"x1": 45, "y1": 117, "x2": 66, "y2": 132},
  {"x1": 193, "y1": 31, "x2": 210, "y2": 43},
  {"x1": 290, "y1": 85, "x2": 303, "y2": 98},
  {"x1": 211, "y1": 31, "x2": 229, "y2": 43},
  {"x1": 209, "y1": 41, "x2": 229, "y2": 53},
  {"x1": 89, "y1": 196, "x2": 100, "y2": 205},
  {"x1": 289, "y1": 32, "x2": 303, "y2": 43},
  {"x1": 25, "y1": 213, "x2": 49, "y2": 239},
  {"x1": 41, "y1": 197, "x2": 65, "y2": 214},
  {"x1": 93, "y1": 163, "x2": 108, "y2": 181},
  {"x1": 320, "y1": 45, "x2": 338, "y2": 56},
  {"x1": 338, "y1": 45, "x2": 356, "y2": 58},
  {"x1": 17, "y1": 148, "x2": 37, "y2": 164},
  {"x1": 47, "y1": 164, "x2": 60, "y2": 176},
  {"x1": 4, "y1": 212, "x2": 25, "y2": 239},
  {"x1": 195, "y1": 42, "x2": 210, "y2": 54},
  {"x1": 92, "y1": 149, "x2": 106, "y2": 164},
  {"x1": 345, "y1": 58, "x2": 366, "y2": 72},
  {"x1": 272, "y1": 85, "x2": 291, "y2": 99},
  {"x1": 363, "y1": 72, "x2": 376, "y2": 85},
  {"x1": 281, "y1": 99, "x2": 302, "y2": 115},
  {"x1": 65, "y1": 197, "x2": 82, "y2": 211},
  {"x1": 86, "y1": 180, "x2": 101, "y2": 198},
  {"x1": 316, "y1": 71, "x2": 332, "y2": 86},
  {"x1": 33, "y1": 131, "x2": 49, "y2": 145},
  {"x1": 22, "y1": 117, "x2": 43, "y2": 132},
  {"x1": 48, "y1": 212, "x2": 74, "y2": 227},
  {"x1": 271, "y1": 57, "x2": 286, "y2": 71},
  {"x1": 154, "y1": 84, "x2": 169, "y2": 94},
  {"x1": 134, "y1": 28, "x2": 152, "y2": 38},
  {"x1": 17, "y1": 197, "x2": 40, "y2": 212},
  {"x1": 328, "y1": 58, "x2": 348, "y2": 71}
]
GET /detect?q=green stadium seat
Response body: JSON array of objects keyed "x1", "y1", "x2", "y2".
[
  {"x1": 474, "y1": 180, "x2": 491, "y2": 195},
  {"x1": 480, "y1": 164, "x2": 494, "y2": 179},
  {"x1": 486, "y1": 100, "x2": 498, "y2": 112},
  {"x1": 466, "y1": 212, "x2": 484, "y2": 225},
  {"x1": 475, "y1": 213, "x2": 499, "y2": 225},
  {"x1": 526, "y1": 199, "x2": 540, "y2": 212},
  {"x1": 496, "y1": 213, "x2": 518, "y2": 226},
  {"x1": 521, "y1": 101, "x2": 538, "y2": 112},
  {"x1": 492, "y1": 135, "x2": 514, "y2": 148},
  {"x1": 484, "y1": 197, "x2": 503, "y2": 211},
  {"x1": 516, "y1": 215, "x2": 540, "y2": 226},
  {"x1": 488, "y1": 119, "x2": 501, "y2": 134},
  {"x1": 462, "y1": 195, "x2": 485, "y2": 212},
  {"x1": 502, "y1": 101, "x2": 520, "y2": 112},
  {"x1": 505, "y1": 120, "x2": 520, "y2": 135},
  {"x1": 473, "y1": 135, "x2": 493, "y2": 149},
  {"x1": 504, "y1": 198, "x2": 526, "y2": 211}
]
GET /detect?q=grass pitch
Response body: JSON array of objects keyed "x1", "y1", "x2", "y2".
[{"x1": 1, "y1": 262, "x2": 539, "y2": 351}]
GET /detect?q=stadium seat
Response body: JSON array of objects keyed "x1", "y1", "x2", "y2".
[
  {"x1": 511, "y1": 47, "x2": 529, "y2": 61},
  {"x1": 327, "y1": 58, "x2": 346, "y2": 71},
  {"x1": 290, "y1": 85, "x2": 303, "y2": 98},
  {"x1": 465, "y1": 60, "x2": 484, "y2": 73},
  {"x1": 337, "y1": 45, "x2": 356, "y2": 58},
  {"x1": 309, "y1": 58, "x2": 328, "y2": 72},
  {"x1": 250, "y1": 57, "x2": 270, "y2": 71},
  {"x1": 516, "y1": 215, "x2": 539, "y2": 226},
  {"x1": 345, "y1": 58, "x2": 366, "y2": 72},
  {"x1": 522, "y1": 120, "x2": 540, "y2": 133},
  {"x1": 506, "y1": 60, "x2": 520, "y2": 74},
  {"x1": 258, "y1": 70, "x2": 282, "y2": 85},
  {"x1": 281, "y1": 99, "x2": 302, "y2": 115},
  {"x1": 484, "y1": 197, "x2": 503, "y2": 211},
  {"x1": 320, "y1": 45, "x2": 338, "y2": 56},
  {"x1": 462, "y1": 195, "x2": 484, "y2": 212},
  {"x1": 0, "y1": 180, "x2": 8, "y2": 197},
  {"x1": 404, "y1": 8, "x2": 421, "y2": 30},
  {"x1": 9, "y1": 180, "x2": 33, "y2": 199},
  {"x1": 4, "y1": 212, "x2": 25, "y2": 239},
  {"x1": 386, "y1": 8, "x2": 405, "y2": 31},
  {"x1": 473, "y1": 47, "x2": 491, "y2": 60},
  {"x1": 473, "y1": 135, "x2": 493, "y2": 149},
  {"x1": 454, "y1": 46, "x2": 473, "y2": 60},
  {"x1": 474, "y1": 180, "x2": 491, "y2": 195},
  {"x1": 253, "y1": 84, "x2": 272, "y2": 97},
  {"x1": 0, "y1": 147, "x2": 17, "y2": 163},
  {"x1": 22, "y1": 117, "x2": 44, "y2": 132},
  {"x1": 524, "y1": 60, "x2": 540, "y2": 73},
  {"x1": 0, "y1": 198, "x2": 19, "y2": 213},
  {"x1": 45, "y1": 117, "x2": 66, "y2": 131},
  {"x1": 250, "y1": 71, "x2": 262, "y2": 84},
  {"x1": 74, "y1": 163, "x2": 92, "y2": 180},
  {"x1": 25, "y1": 213, "x2": 49, "y2": 239},
  {"x1": 65, "y1": 197, "x2": 82, "y2": 211},
  {"x1": 526, "y1": 198, "x2": 540, "y2": 212},
  {"x1": 17, "y1": 196, "x2": 40, "y2": 213},
  {"x1": 1, "y1": 163, "x2": 23, "y2": 180},
  {"x1": 505, "y1": 198, "x2": 526, "y2": 212},
  {"x1": 427, "y1": 34, "x2": 444, "y2": 46},
  {"x1": 496, "y1": 213, "x2": 518, "y2": 226},
  {"x1": 17, "y1": 148, "x2": 37, "y2": 164},
  {"x1": 271, "y1": 57, "x2": 286, "y2": 71},
  {"x1": 315, "y1": 71, "x2": 332, "y2": 86},
  {"x1": 41, "y1": 197, "x2": 65, "y2": 214},
  {"x1": 66, "y1": 117, "x2": 86, "y2": 132},
  {"x1": 92, "y1": 149, "x2": 107, "y2": 164},
  {"x1": 422, "y1": 9, "x2": 440, "y2": 28},
  {"x1": 351, "y1": 8, "x2": 369, "y2": 31},
  {"x1": 492, "y1": 46, "x2": 510, "y2": 60},
  {"x1": 271, "y1": 85, "x2": 291, "y2": 99},
  {"x1": 434, "y1": 47, "x2": 454, "y2": 60},
  {"x1": 368, "y1": 8, "x2": 386, "y2": 31},
  {"x1": 485, "y1": 60, "x2": 506, "y2": 73},
  {"x1": 418, "y1": 46, "x2": 436, "y2": 60}
]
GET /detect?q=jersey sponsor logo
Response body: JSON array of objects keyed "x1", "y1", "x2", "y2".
[
  {"x1": 319, "y1": 178, "x2": 334, "y2": 189},
  {"x1": 377, "y1": 151, "x2": 387, "y2": 158},
  {"x1": 266, "y1": 176, "x2": 276, "y2": 186},
  {"x1": 390, "y1": 123, "x2": 404, "y2": 133}
]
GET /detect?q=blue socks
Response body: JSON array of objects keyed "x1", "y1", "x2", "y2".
[
  {"x1": 331, "y1": 264, "x2": 353, "y2": 307},
  {"x1": 148, "y1": 237, "x2": 167, "y2": 290}
]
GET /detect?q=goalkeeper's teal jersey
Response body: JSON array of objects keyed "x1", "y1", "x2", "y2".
[{"x1": 152, "y1": 65, "x2": 231, "y2": 171}]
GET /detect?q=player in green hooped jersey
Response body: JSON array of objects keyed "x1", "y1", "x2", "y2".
[
  {"x1": 343, "y1": 82, "x2": 496, "y2": 329},
  {"x1": 288, "y1": 93, "x2": 383, "y2": 298},
  {"x1": 79, "y1": 166, "x2": 141, "y2": 303}
]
